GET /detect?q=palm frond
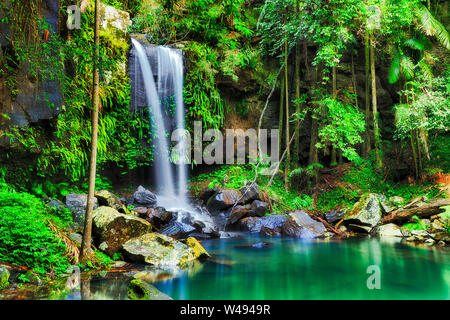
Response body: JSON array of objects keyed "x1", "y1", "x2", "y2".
[
  {"x1": 401, "y1": 56, "x2": 415, "y2": 80},
  {"x1": 415, "y1": 4, "x2": 450, "y2": 50},
  {"x1": 389, "y1": 48, "x2": 402, "y2": 84},
  {"x1": 404, "y1": 38, "x2": 424, "y2": 51}
]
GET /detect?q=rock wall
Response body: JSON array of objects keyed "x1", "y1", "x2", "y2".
[{"x1": 0, "y1": 0, "x2": 62, "y2": 130}]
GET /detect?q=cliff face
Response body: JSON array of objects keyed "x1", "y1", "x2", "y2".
[{"x1": 0, "y1": 0, "x2": 62, "y2": 131}]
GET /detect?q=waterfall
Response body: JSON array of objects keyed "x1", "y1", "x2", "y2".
[{"x1": 131, "y1": 39, "x2": 189, "y2": 210}]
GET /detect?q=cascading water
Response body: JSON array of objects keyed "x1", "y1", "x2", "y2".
[
  {"x1": 131, "y1": 39, "x2": 177, "y2": 202},
  {"x1": 131, "y1": 38, "x2": 219, "y2": 235}
]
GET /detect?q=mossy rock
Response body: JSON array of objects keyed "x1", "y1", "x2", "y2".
[
  {"x1": 122, "y1": 233, "x2": 197, "y2": 268},
  {"x1": 185, "y1": 237, "x2": 211, "y2": 259},
  {"x1": 92, "y1": 206, "x2": 152, "y2": 256},
  {"x1": 0, "y1": 266, "x2": 9, "y2": 290},
  {"x1": 127, "y1": 279, "x2": 172, "y2": 300}
]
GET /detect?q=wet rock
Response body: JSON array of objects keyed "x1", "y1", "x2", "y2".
[
  {"x1": 0, "y1": 266, "x2": 9, "y2": 290},
  {"x1": 95, "y1": 190, "x2": 124, "y2": 212},
  {"x1": 282, "y1": 211, "x2": 326, "y2": 239},
  {"x1": 134, "y1": 207, "x2": 149, "y2": 217},
  {"x1": 184, "y1": 237, "x2": 211, "y2": 259},
  {"x1": 92, "y1": 206, "x2": 152, "y2": 256},
  {"x1": 430, "y1": 219, "x2": 447, "y2": 233},
  {"x1": 239, "y1": 183, "x2": 261, "y2": 204},
  {"x1": 343, "y1": 193, "x2": 383, "y2": 232},
  {"x1": 159, "y1": 220, "x2": 196, "y2": 239},
  {"x1": 177, "y1": 208, "x2": 219, "y2": 236},
  {"x1": 348, "y1": 224, "x2": 373, "y2": 233},
  {"x1": 325, "y1": 210, "x2": 345, "y2": 224},
  {"x1": 239, "y1": 215, "x2": 286, "y2": 234},
  {"x1": 251, "y1": 200, "x2": 269, "y2": 217},
  {"x1": 128, "y1": 279, "x2": 172, "y2": 300},
  {"x1": 199, "y1": 187, "x2": 217, "y2": 203},
  {"x1": 65, "y1": 193, "x2": 98, "y2": 232},
  {"x1": 228, "y1": 205, "x2": 252, "y2": 225},
  {"x1": 238, "y1": 217, "x2": 260, "y2": 232},
  {"x1": 376, "y1": 224, "x2": 404, "y2": 237},
  {"x1": 206, "y1": 189, "x2": 242, "y2": 213},
  {"x1": 132, "y1": 186, "x2": 157, "y2": 207},
  {"x1": 122, "y1": 233, "x2": 197, "y2": 268},
  {"x1": 433, "y1": 232, "x2": 450, "y2": 243},
  {"x1": 425, "y1": 238, "x2": 435, "y2": 245}
]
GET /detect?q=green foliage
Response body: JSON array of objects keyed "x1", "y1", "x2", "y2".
[
  {"x1": 0, "y1": 191, "x2": 71, "y2": 275},
  {"x1": 313, "y1": 92, "x2": 365, "y2": 162},
  {"x1": 402, "y1": 215, "x2": 430, "y2": 231}
]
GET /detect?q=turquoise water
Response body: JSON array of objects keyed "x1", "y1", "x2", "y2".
[{"x1": 65, "y1": 236, "x2": 450, "y2": 300}]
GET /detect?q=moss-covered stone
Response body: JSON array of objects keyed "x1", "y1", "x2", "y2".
[
  {"x1": 344, "y1": 193, "x2": 383, "y2": 229},
  {"x1": 92, "y1": 206, "x2": 152, "y2": 256},
  {"x1": 185, "y1": 237, "x2": 211, "y2": 259},
  {"x1": 122, "y1": 233, "x2": 197, "y2": 268},
  {"x1": 127, "y1": 279, "x2": 172, "y2": 300}
]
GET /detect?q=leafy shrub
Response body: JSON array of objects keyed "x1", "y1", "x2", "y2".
[{"x1": 0, "y1": 191, "x2": 71, "y2": 275}]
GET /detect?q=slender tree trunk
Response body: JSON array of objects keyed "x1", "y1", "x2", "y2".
[
  {"x1": 330, "y1": 65, "x2": 337, "y2": 166},
  {"x1": 370, "y1": 32, "x2": 382, "y2": 170},
  {"x1": 308, "y1": 66, "x2": 320, "y2": 186},
  {"x1": 293, "y1": 1, "x2": 301, "y2": 162},
  {"x1": 294, "y1": 41, "x2": 301, "y2": 162},
  {"x1": 364, "y1": 32, "x2": 371, "y2": 158},
  {"x1": 284, "y1": 39, "x2": 290, "y2": 191},
  {"x1": 80, "y1": 0, "x2": 100, "y2": 264},
  {"x1": 410, "y1": 131, "x2": 419, "y2": 179},
  {"x1": 278, "y1": 76, "x2": 284, "y2": 159}
]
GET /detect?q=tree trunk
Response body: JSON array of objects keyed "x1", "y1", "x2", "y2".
[
  {"x1": 381, "y1": 199, "x2": 450, "y2": 224},
  {"x1": 284, "y1": 39, "x2": 290, "y2": 191},
  {"x1": 80, "y1": 0, "x2": 100, "y2": 264},
  {"x1": 294, "y1": 41, "x2": 301, "y2": 162},
  {"x1": 370, "y1": 32, "x2": 382, "y2": 170},
  {"x1": 364, "y1": 32, "x2": 371, "y2": 158},
  {"x1": 278, "y1": 75, "x2": 284, "y2": 159},
  {"x1": 330, "y1": 65, "x2": 337, "y2": 166}
]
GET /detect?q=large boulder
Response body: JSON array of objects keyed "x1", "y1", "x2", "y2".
[
  {"x1": 239, "y1": 215, "x2": 287, "y2": 235},
  {"x1": 251, "y1": 200, "x2": 269, "y2": 217},
  {"x1": 132, "y1": 186, "x2": 157, "y2": 207},
  {"x1": 343, "y1": 193, "x2": 384, "y2": 232},
  {"x1": 92, "y1": 206, "x2": 152, "y2": 256},
  {"x1": 65, "y1": 193, "x2": 98, "y2": 232},
  {"x1": 282, "y1": 211, "x2": 326, "y2": 239},
  {"x1": 95, "y1": 190, "x2": 124, "y2": 212},
  {"x1": 206, "y1": 189, "x2": 242, "y2": 213},
  {"x1": 227, "y1": 205, "x2": 253, "y2": 225},
  {"x1": 376, "y1": 224, "x2": 405, "y2": 237},
  {"x1": 122, "y1": 233, "x2": 198, "y2": 268},
  {"x1": 325, "y1": 210, "x2": 345, "y2": 224},
  {"x1": 159, "y1": 220, "x2": 196, "y2": 239},
  {"x1": 239, "y1": 183, "x2": 261, "y2": 204}
]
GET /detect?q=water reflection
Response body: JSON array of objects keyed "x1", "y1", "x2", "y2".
[{"x1": 62, "y1": 237, "x2": 449, "y2": 300}]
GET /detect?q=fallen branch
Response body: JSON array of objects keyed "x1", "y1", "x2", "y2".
[{"x1": 381, "y1": 198, "x2": 450, "y2": 224}]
